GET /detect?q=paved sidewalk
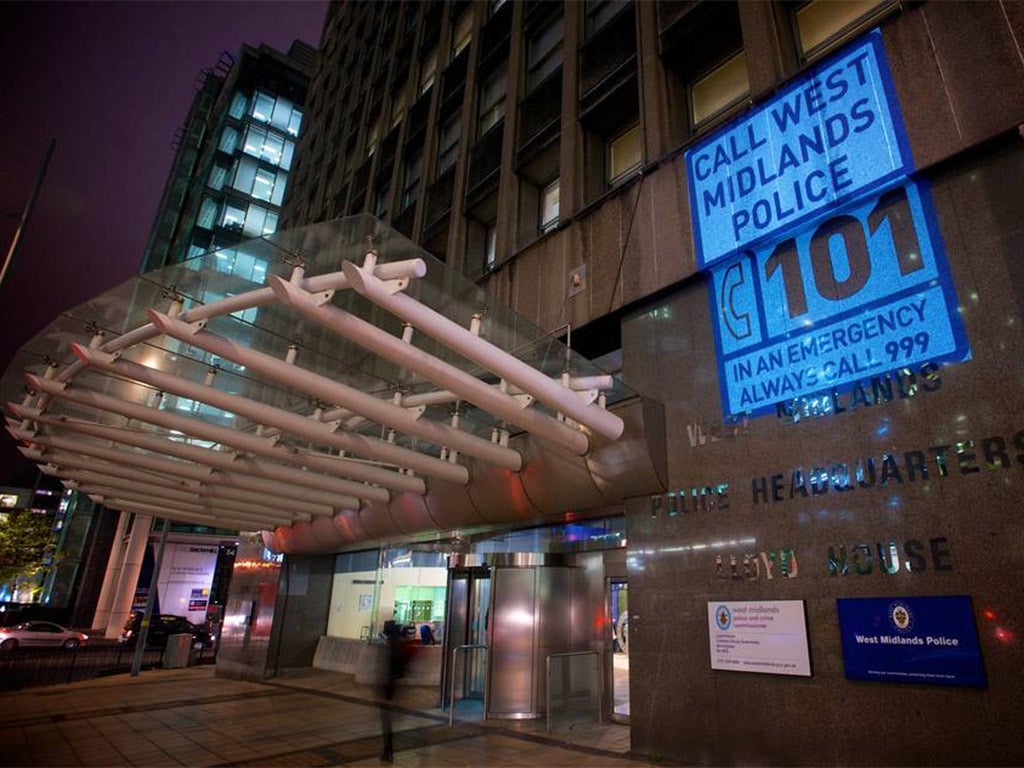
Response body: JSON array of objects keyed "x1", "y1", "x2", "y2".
[{"x1": 0, "y1": 666, "x2": 657, "y2": 766}]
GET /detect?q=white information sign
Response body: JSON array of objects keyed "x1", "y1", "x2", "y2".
[{"x1": 707, "y1": 600, "x2": 811, "y2": 676}]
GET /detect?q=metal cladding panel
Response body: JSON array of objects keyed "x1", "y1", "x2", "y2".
[
  {"x1": 465, "y1": 461, "x2": 541, "y2": 523},
  {"x1": 331, "y1": 508, "x2": 369, "y2": 543},
  {"x1": 268, "y1": 528, "x2": 307, "y2": 557},
  {"x1": 535, "y1": 567, "x2": 575, "y2": 712},
  {"x1": 309, "y1": 515, "x2": 351, "y2": 549},
  {"x1": 357, "y1": 499, "x2": 403, "y2": 540},
  {"x1": 388, "y1": 491, "x2": 440, "y2": 533},
  {"x1": 424, "y1": 482, "x2": 486, "y2": 529},
  {"x1": 487, "y1": 567, "x2": 537, "y2": 717},
  {"x1": 516, "y1": 436, "x2": 608, "y2": 515},
  {"x1": 586, "y1": 397, "x2": 667, "y2": 499}
]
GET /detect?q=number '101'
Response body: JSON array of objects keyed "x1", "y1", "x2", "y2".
[{"x1": 763, "y1": 186, "x2": 925, "y2": 318}]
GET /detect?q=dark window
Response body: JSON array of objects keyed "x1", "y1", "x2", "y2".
[{"x1": 526, "y1": 16, "x2": 563, "y2": 92}]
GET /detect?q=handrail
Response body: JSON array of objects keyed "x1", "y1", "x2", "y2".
[
  {"x1": 545, "y1": 650, "x2": 600, "y2": 733},
  {"x1": 448, "y1": 643, "x2": 487, "y2": 728}
]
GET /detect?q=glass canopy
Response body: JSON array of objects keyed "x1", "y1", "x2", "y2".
[{"x1": 3, "y1": 216, "x2": 632, "y2": 538}]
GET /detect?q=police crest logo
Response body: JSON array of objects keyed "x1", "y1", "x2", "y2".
[
  {"x1": 715, "y1": 605, "x2": 732, "y2": 631},
  {"x1": 889, "y1": 601, "x2": 913, "y2": 632}
]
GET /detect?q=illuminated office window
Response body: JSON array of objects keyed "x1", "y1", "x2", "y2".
[
  {"x1": 607, "y1": 123, "x2": 641, "y2": 183},
  {"x1": 795, "y1": 0, "x2": 887, "y2": 56},
  {"x1": 485, "y1": 224, "x2": 497, "y2": 269},
  {"x1": 251, "y1": 91, "x2": 276, "y2": 122},
  {"x1": 219, "y1": 126, "x2": 239, "y2": 154},
  {"x1": 540, "y1": 179, "x2": 560, "y2": 233},
  {"x1": 691, "y1": 52, "x2": 749, "y2": 125},
  {"x1": 228, "y1": 93, "x2": 247, "y2": 119}
]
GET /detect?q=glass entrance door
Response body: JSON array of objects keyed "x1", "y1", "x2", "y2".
[
  {"x1": 609, "y1": 579, "x2": 629, "y2": 720},
  {"x1": 442, "y1": 567, "x2": 489, "y2": 707}
]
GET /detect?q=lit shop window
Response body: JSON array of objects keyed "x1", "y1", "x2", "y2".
[
  {"x1": 795, "y1": 0, "x2": 889, "y2": 58},
  {"x1": 540, "y1": 178, "x2": 560, "y2": 233},
  {"x1": 607, "y1": 123, "x2": 641, "y2": 184},
  {"x1": 691, "y1": 52, "x2": 749, "y2": 126}
]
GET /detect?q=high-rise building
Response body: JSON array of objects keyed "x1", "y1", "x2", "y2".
[{"x1": 141, "y1": 41, "x2": 314, "y2": 272}]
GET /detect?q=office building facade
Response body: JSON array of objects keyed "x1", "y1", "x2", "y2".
[{"x1": 275, "y1": 1, "x2": 1024, "y2": 764}]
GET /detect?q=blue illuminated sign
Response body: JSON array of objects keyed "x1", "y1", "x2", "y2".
[
  {"x1": 687, "y1": 30, "x2": 970, "y2": 419},
  {"x1": 837, "y1": 596, "x2": 986, "y2": 688},
  {"x1": 686, "y1": 32, "x2": 911, "y2": 268},
  {"x1": 709, "y1": 181, "x2": 969, "y2": 417}
]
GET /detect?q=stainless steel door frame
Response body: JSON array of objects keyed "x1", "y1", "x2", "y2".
[
  {"x1": 605, "y1": 576, "x2": 630, "y2": 724},
  {"x1": 440, "y1": 566, "x2": 489, "y2": 707}
]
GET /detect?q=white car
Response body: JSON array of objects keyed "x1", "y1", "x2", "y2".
[{"x1": 0, "y1": 621, "x2": 89, "y2": 651}]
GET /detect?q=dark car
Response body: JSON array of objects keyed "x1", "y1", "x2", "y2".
[{"x1": 120, "y1": 613, "x2": 214, "y2": 651}]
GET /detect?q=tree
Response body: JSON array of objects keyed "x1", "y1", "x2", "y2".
[{"x1": 0, "y1": 509, "x2": 54, "y2": 588}]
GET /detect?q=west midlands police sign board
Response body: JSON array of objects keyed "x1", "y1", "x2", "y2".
[
  {"x1": 684, "y1": 32, "x2": 970, "y2": 418},
  {"x1": 837, "y1": 596, "x2": 986, "y2": 688}
]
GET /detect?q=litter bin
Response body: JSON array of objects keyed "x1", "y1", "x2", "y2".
[{"x1": 163, "y1": 633, "x2": 192, "y2": 668}]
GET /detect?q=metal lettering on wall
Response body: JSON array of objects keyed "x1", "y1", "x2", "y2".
[
  {"x1": 751, "y1": 429, "x2": 1024, "y2": 505},
  {"x1": 828, "y1": 537, "x2": 953, "y2": 575},
  {"x1": 715, "y1": 549, "x2": 798, "y2": 580},
  {"x1": 638, "y1": 430, "x2": 1022, "y2": 520},
  {"x1": 684, "y1": 31, "x2": 970, "y2": 420}
]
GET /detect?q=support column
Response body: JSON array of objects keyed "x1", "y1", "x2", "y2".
[
  {"x1": 90, "y1": 509, "x2": 131, "y2": 632},
  {"x1": 104, "y1": 513, "x2": 152, "y2": 639}
]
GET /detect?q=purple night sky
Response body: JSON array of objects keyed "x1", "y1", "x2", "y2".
[{"x1": 0, "y1": 1, "x2": 328, "y2": 485}]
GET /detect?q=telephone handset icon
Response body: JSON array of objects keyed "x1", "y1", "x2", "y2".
[{"x1": 720, "y1": 259, "x2": 752, "y2": 341}]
